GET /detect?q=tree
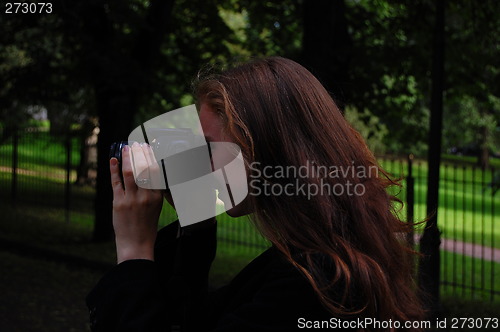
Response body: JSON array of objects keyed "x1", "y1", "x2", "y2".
[
  {"x1": 77, "y1": 0, "x2": 176, "y2": 241},
  {"x1": 342, "y1": 0, "x2": 434, "y2": 156},
  {"x1": 301, "y1": 0, "x2": 352, "y2": 111},
  {"x1": 0, "y1": 9, "x2": 84, "y2": 136},
  {"x1": 1, "y1": 0, "x2": 236, "y2": 241},
  {"x1": 70, "y1": 0, "x2": 234, "y2": 241},
  {"x1": 443, "y1": 0, "x2": 500, "y2": 167},
  {"x1": 3, "y1": 0, "x2": 498, "y2": 242}
]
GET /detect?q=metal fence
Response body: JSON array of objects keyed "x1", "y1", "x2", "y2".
[
  {"x1": 380, "y1": 156, "x2": 499, "y2": 301},
  {"x1": 0, "y1": 126, "x2": 86, "y2": 224},
  {"x1": 0, "y1": 127, "x2": 499, "y2": 301}
]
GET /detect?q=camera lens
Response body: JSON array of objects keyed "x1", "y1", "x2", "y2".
[{"x1": 109, "y1": 141, "x2": 129, "y2": 164}]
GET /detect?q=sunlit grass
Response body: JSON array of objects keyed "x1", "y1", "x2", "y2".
[
  {"x1": 380, "y1": 158, "x2": 500, "y2": 249},
  {"x1": 441, "y1": 251, "x2": 500, "y2": 301}
]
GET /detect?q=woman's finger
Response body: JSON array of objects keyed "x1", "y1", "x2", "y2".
[
  {"x1": 131, "y1": 142, "x2": 151, "y2": 189},
  {"x1": 110, "y1": 157, "x2": 124, "y2": 197},
  {"x1": 142, "y1": 143, "x2": 165, "y2": 190},
  {"x1": 121, "y1": 144, "x2": 137, "y2": 192}
]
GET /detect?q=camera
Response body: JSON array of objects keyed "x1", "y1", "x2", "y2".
[
  {"x1": 107, "y1": 104, "x2": 247, "y2": 226},
  {"x1": 109, "y1": 141, "x2": 129, "y2": 166},
  {"x1": 109, "y1": 128, "x2": 202, "y2": 189}
]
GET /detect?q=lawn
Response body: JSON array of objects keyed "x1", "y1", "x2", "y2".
[
  {"x1": 379, "y1": 157, "x2": 500, "y2": 249},
  {"x1": 440, "y1": 250, "x2": 500, "y2": 301}
]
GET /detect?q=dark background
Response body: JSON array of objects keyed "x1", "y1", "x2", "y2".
[{"x1": 1, "y1": 0, "x2": 499, "y2": 330}]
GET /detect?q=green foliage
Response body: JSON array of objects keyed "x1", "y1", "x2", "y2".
[
  {"x1": 344, "y1": 106, "x2": 388, "y2": 155},
  {"x1": 343, "y1": 0, "x2": 499, "y2": 156},
  {"x1": 1, "y1": 6, "x2": 95, "y2": 139},
  {"x1": 344, "y1": 0, "x2": 433, "y2": 155},
  {"x1": 2, "y1": 0, "x2": 498, "y2": 155},
  {"x1": 233, "y1": 0, "x2": 302, "y2": 58},
  {"x1": 444, "y1": 95, "x2": 499, "y2": 153},
  {"x1": 442, "y1": 0, "x2": 500, "y2": 157}
]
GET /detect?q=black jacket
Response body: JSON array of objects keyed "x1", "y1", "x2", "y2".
[{"x1": 86, "y1": 221, "x2": 331, "y2": 331}]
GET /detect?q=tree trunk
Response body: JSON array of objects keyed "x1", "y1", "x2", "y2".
[
  {"x1": 301, "y1": 0, "x2": 352, "y2": 111},
  {"x1": 88, "y1": 0, "x2": 175, "y2": 242},
  {"x1": 93, "y1": 92, "x2": 137, "y2": 241}
]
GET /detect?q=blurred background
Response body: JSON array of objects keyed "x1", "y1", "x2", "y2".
[{"x1": 1, "y1": 0, "x2": 499, "y2": 330}]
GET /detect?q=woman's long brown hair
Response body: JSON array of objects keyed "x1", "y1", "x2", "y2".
[{"x1": 195, "y1": 57, "x2": 424, "y2": 327}]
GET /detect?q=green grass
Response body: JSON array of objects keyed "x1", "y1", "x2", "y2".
[
  {"x1": 442, "y1": 153, "x2": 500, "y2": 168},
  {"x1": 380, "y1": 158, "x2": 500, "y2": 249},
  {"x1": 0, "y1": 131, "x2": 81, "y2": 173},
  {"x1": 440, "y1": 251, "x2": 500, "y2": 302},
  {"x1": 0, "y1": 200, "x2": 116, "y2": 265}
]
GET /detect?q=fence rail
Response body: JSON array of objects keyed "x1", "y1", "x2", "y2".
[
  {"x1": 380, "y1": 156, "x2": 499, "y2": 301},
  {"x1": 0, "y1": 128, "x2": 499, "y2": 301}
]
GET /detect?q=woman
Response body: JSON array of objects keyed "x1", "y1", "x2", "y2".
[{"x1": 87, "y1": 57, "x2": 424, "y2": 331}]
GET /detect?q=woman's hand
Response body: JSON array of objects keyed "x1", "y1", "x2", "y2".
[{"x1": 110, "y1": 143, "x2": 164, "y2": 264}]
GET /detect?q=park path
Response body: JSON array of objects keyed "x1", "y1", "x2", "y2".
[
  {"x1": 440, "y1": 238, "x2": 500, "y2": 263},
  {"x1": 414, "y1": 234, "x2": 500, "y2": 263}
]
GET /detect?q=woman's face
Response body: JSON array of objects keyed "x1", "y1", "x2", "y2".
[{"x1": 199, "y1": 102, "x2": 253, "y2": 218}]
